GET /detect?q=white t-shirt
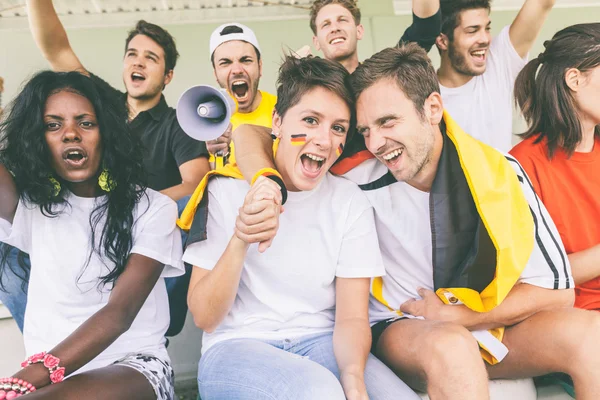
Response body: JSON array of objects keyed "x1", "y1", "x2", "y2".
[
  {"x1": 343, "y1": 157, "x2": 573, "y2": 324},
  {"x1": 0, "y1": 189, "x2": 184, "y2": 373},
  {"x1": 440, "y1": 26, "x2": 528, "y2": 152},
  {"x1": 183, "y1": 174, "x2": 385, "y2": 352}
]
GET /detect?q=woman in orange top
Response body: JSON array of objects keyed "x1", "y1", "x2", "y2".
[{"x1": 510, "y1": 23, "x2": 600, "y2": 311}]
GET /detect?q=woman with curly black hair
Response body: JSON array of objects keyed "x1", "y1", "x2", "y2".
[{"x1": 0, "y1": 70, "x2": 183, "y2": 400}]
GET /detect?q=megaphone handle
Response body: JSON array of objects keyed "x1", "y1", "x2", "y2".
[{"x1": 216, "y1": 155, "x2": 224, "y2": 170}]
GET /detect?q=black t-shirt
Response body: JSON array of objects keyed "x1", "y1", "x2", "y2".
[{"x1": 90, "y1": 74, "x2": 209, "y2": 191}]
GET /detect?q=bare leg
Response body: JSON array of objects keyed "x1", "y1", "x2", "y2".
[
  {"x1": 487, "y1": 308, "x2": 600, "y2": 400},
  {"x1": 375, "y1": 319, "x2": 489, "y2": 400},
  {"x1": 23, "y1": 365, "x2": 156, "y2": 400}
]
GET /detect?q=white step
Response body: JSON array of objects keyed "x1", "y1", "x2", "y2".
[{"x1": 0, "y1": 310, "x2": 574, "y2": 399}]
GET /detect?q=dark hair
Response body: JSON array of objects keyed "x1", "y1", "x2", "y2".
[
  {"x1": 310, "y1": 0, "x2": 361, "y2": 34},
  {"x1": 275, "y1": 55, "x2": 355, "y2": 138},
  {"x1": 210, "y1": 25, "x2": 262, "y2": 68},
  {"x1": 440, "y1": 0, "x2": 491, "y2": 41},
  {"x1": 125, "y1": 20, "x2": 179, "y2": 74},
  {"x1": 515, "y1": 23, "x2": 600, "y2": 158},
  {"x1": 350, "y1": 44, "x2": 440, "y2": 119},
  {"x1": 0, "y1": 71, "x2": 147, "y2": 290}
]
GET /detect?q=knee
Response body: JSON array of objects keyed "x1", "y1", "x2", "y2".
[
  {"x1": 295, "y1": 370, "x2": 345, "y2": 400},
  {"x1": 421, "y1": 322, "x2": 481, "y2": 372},
  {"x1": 568, "y1": 311, "x2": 600, "y2": 364}
]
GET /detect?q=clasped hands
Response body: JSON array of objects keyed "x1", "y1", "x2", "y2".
[{"x1": 234, "y1": 176, "x2": 284, "y2": 252}]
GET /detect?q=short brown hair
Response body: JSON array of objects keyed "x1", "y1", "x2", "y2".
[
  {"x1": 275, "y1": 55, "x2": 355, "y2": 138},
  {"x1": 124, "y1": 20, "x2": 180, "y2": 74},
  {"x1": 440, "y1": 0, "x2": 491, "y2": 41},
  {"x1": 350, "y1": 43, "x2": 440, "y2": 119},
  {"x1": 515, "y1": 23, "x2": 600, "y2": 158},
  {"x1": 309, "y1": 0, "x2": 361, "y2": 34}
]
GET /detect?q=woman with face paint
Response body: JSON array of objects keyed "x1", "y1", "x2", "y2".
[
  {"x1": 182, "y1": 56, "x2": 419, "y2": 400},
  {"x1": 0, "y1": 71, "x2": 183, "y2": 400}
]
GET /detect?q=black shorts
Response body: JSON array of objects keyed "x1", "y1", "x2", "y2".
[{"x1": 370, "y1": 317, "x2": 407, "y2": 353}]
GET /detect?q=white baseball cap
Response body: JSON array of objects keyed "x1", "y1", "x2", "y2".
[{"x1": 209, "y1": 23, "x2": 261, "y2": 61}]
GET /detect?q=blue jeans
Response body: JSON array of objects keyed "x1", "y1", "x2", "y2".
[
  {"x1": 0, "y1": 195, "x2": 192, "y2": 336},
  {"x1": 198, "y1": 332, "x2": 420, "y2": 400},
  {"x1": 0, "y1": 245, "x2": 29, "y2": 331}
]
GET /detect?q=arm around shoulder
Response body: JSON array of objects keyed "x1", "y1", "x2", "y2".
[
  {"x1": 232, "y1": 124, "x2": 276, "y2": 183},
  {"x1": 399, "y1": 0, "x2": 441, "y2": 52}
]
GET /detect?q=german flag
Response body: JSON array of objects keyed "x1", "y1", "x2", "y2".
[
  {"x1": 336, "y1": 143, "x2": 344, "y2": 157},
  {"x1": 291, "y1": 134, "x2": 307, "y2": 146}
]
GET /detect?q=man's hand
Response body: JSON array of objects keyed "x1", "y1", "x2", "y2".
[
  {"x1": 207, "y1": 123, "x2": 232, "y2": 156},
  {"x1": 235, "y1": 177, "x2": 284, "y2": 252},
  {"x1": 293, "y1": 45, "x2": 313, "y2": 59},
  {"x1": 400, "y1": 287, "x2": 455, "y2": 321},
  {"x1": 340, "y1": 371, "x2": 369, "y2": 400}
]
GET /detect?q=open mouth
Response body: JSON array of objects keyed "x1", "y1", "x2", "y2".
[
  {"x1": 329, "y1": 37, "x2": 346, "y2": 45},
  {"x1": 131, "y1": 72, "x2": 146, "y2": 83},
  {"x1": 381, "y1": 148, "x2": 403, "y2": 166},
  {"x1": 470, "y1": 49, "x2": 487, "y2": 63},
  {"x1": 62, "y1": 148, "x2": 88, "y2": 167},
  {"x1": 231, "y1": 80, "x2": 249, "y2": 102},
  {"x1": 300, "y1": 153, "x2": 326, "y2": 178}
]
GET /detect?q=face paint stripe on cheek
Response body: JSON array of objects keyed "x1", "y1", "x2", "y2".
[
  {"x1": 290, "y1": 133, "x2": 307, "y2": 146},
  {"x1": 336, "y1": 143, "x2": 344, "y2": 157}
]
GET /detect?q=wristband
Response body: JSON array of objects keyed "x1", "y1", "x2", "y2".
[
  {"x1": 251, "y1": 168, "x2": 288, "y2": 205},
  {"x1": 0, "y1": 377, "x2": 37, "y2": 398},
  {"x1": 21, "y1": 352, "x2": 65, "y2": 384}
]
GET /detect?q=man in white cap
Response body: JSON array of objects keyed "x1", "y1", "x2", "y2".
[{"x1": 207, "y1": 23, "x2": 277, "y2": 166}]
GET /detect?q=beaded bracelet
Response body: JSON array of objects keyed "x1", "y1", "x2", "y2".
[
  {"x1": 21, "y1": 352, "x2": 65, "y2": 384},
  {"x1": 0, "y1": 377, "x2": 37, "y2": 399},
  {"x1": 250, "y1": 168, "x2": 288, "y2": 205}
]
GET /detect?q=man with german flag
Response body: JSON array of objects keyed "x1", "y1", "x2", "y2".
[{"x1": 228, "y1": 44, "x2": 600, "y2": 399}]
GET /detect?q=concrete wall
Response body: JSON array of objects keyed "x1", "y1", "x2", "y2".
[{"x1": 1, "y1": 6, "x2": 599, "y2": 109}]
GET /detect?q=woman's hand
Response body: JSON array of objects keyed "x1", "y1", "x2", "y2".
[{"x1": 235, "y1": 176, "x2": 283, "y2": 252}]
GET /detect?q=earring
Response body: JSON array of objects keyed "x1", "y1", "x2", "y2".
[
  {"x1": 98, "y1": 169, "x2": 117, "y2": 192},
  {"x1": 48, "y1": 176, "x2": 61, "y2": 197}
]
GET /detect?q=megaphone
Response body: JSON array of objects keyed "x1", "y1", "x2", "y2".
[{"x1": 176, "y1": 85, "x2": 237, "y2": 142}]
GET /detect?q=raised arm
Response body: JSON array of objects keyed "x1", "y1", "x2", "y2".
[
  {"x1": 398, "y1": 0, "x2": 441, "y2": 52},
  {"x1": 12, "y1": 253, "x2": 165, "y2": 388},
  {"x1": 232, "y1": 124, "x2": 276, "y2": 183},
  {"x1": 509, "y1": 0, "x2": 556, "y2": 58},
  {"x1": 26, "y1": 0, "x2": 86, "y2": 73},
  {"x1": 0, "y1": 164, "x2": 18, "y2": 223},
  {"x1": 413, "y1": 0, "x2": 440, "y2": 18}
]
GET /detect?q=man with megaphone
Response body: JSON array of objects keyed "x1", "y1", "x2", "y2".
[{"x1": 204, "y1": 23, "x2": 277, "y2": 169}]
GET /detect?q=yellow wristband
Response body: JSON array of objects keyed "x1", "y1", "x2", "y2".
[
  {"x1": 251, "y1": 168, "x2": 287, "y2": 205},
  {"x1": 251, "y1": 168, "x2": 282, "y2": 186}
]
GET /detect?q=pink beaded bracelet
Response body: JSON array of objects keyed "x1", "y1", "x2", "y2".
[
  {"x1": 0, "y1": 377, "x2": 37, "y2": 399},
  {"x1": 21, "y1": 352, "x2": 65, "y2": 384}
]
